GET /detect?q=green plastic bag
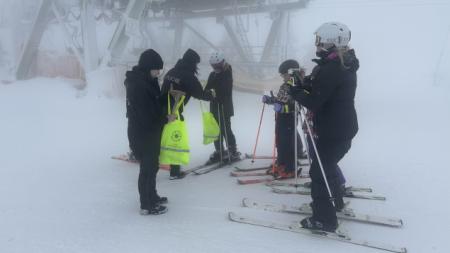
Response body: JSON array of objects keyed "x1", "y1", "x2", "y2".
[
  {"x1": 160, "y1": 95, "x2": 190, "y2": 165},
  {"x1": 200, "y1": 101, "x2": 220, "y2": 145}
]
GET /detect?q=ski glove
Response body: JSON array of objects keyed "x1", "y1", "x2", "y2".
[{"x1": 273, "y1": 103, "x2": 283, "y2": 113}]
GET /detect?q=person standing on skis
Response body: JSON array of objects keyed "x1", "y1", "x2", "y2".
[
  {"x1": 289, "y1": 22, "x2": 359, "y2": 232},
  {"x1": 161, "y1": 48, "x2": 214, "y2": 179},
  {"x1": 124, "y1": 49, "x2": 168, "y2": 215},
  {"x1": 204, "y1": 51, "x2": 240, "y2": 164},
  {"x1": 262, "y1": 59, "x2": 305, "y2": 179}
]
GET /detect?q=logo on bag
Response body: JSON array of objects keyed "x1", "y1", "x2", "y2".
[{"x1": 171, "y1": 130, "x2": 182, "y2": 142}]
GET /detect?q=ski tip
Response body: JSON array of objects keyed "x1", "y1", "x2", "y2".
[{"x1": 228, "y1": 212, "x2": 237, "y2": 221}]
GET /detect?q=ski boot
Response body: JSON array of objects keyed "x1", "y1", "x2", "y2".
[
  {"x1": 155, "y1": 195, "x2": 168, "y2": 204},
  {"x1": 228, "y1": 149, "x2": 242, "y2": 163},
  {"x1": 170, "y1": 165, "x2": 187, "y2": 180},
  {"x1": 169, "y1": 171, "x2": 186, "y2": 180},
  {"x1": 300, "y1": 217, "x2": 337, "y2": 232},
  {"x1": 266, "y1": 163, "x2": 283, "y2": 176},
  {"x1": 275, "y1": 168, "x2": 295, "y2": 179},
  {"x1": 206, "y1": 150, "x2": 228, "y2": 165},
  {"x1": 140, "y1": 203, "x2": 168, "y2": 215}
]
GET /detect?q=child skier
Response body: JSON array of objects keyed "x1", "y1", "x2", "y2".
[{"x1": 262, "y1": 59, "x2": 305, "y2": 179}]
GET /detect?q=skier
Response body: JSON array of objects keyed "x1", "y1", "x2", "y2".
[
  {"x1": 124, "y1": 49, "x2": 168, "y2": 215},
  {"x1": 262, "y1": 59, "x2": 305, "y2": 179},
  {"x1": 161, "y1": 48, "x2": 215, "y2": 179},
  {"x1": 289, "y1": 22, "x2": 359, "y2": 232},
  {"x1": 204, "y1": 51, "x2": 240, "y2": 164}
]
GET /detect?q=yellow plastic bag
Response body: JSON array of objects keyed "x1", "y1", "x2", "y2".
[
  {"x1": 160, "y1": 95, "x2": 190, "y2": 165},
  {"x1": 200, "y1": 101, "x2": 220, "y2": 145}
]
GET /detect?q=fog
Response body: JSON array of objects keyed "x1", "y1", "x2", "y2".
[{"x1": 1, "y1": 1, "x2": 450, "y2": 253}]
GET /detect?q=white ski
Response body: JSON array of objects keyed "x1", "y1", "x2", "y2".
[
  {"x1": 271, "y1": 186, "x2": 386, "y2": 201},
  {"x1": 267, "y1": 181, "x2": 373, "y2": 193},
  {"x1": 242, "y1": 198, "x2": 403, "y2": 227},
  {"x1": 228, "y1": 212, "x2": 407, "y2": 253}
]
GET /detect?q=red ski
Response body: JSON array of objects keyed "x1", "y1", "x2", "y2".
[
  {"x1": 230, "y1": 170, "x2": 270, "y2": 177},
  {"x1": 112, "y1": 154, "x2": 170, "y2": 171}
]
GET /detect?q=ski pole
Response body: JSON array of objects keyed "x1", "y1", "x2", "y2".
[
  {"x1": 220, "y1": 104, "x2": 232, "y2": 164},
  {"x1": 300, "y1": 106, "x2": 335, "y2": 207},
  {"x1": 297, "y1": 107, "x2": 312, "y2": 169},
  {"x1": 251, "y1": 103, "x2": 266, "y2": 163},
  {"x1": 271, "y1": 113, "x2": 277, "y2": 175},
  {"x1": 217, "y1": 103, "x2": 223, "y2": 163},
  {"x1": 294, "y1": 100, "x2": 299, "y2": 184}
]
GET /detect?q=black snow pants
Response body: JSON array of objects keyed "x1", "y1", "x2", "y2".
[
  {"x1": 275, "y1": 113, "x2": 303, "y2": 172},
  {"x1": 137, "y1": 132, "x2": 161, "y2": 209},
  {"x1": 309, "y1": 138, "x2": 351, "y2": 227},
  {"x1": 212, "y1": 104, "x2": 237, "y2": 153}
]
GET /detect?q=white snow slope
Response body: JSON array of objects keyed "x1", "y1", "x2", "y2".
[{"x1": 1, "y1": 1, "x2": 450, "y2": 253}]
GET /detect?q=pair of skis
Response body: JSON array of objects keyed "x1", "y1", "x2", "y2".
[
  {"x1": 229, "y1": 212, "x2": 406, "y2": 253},
  {"x1": 232, "y1": 164, "x2": 387, "y2": 201},
  {"x1": 187, "y1": 156, "x2": 243, "y2": 175},
  {"x1": 229, "y1": 198, "x2": 406, "y2": 253},
  {"x1": 242, "y1": 198, "x2": 402, "y2": 227}
]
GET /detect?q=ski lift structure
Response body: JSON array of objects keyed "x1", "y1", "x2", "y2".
[{"x1": 15, "y1": 0, "x2": 310, "y2": 91}]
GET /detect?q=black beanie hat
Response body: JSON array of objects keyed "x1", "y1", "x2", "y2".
[
  {"x1": 278, "y1": 59, "x2": 300, "y2": 74},
  {"x1": 138, "y1": 49, "x2": 163, "y2": 72},
  {"x1": 182, "y1": 49, "x2": 201, "y2": 64}
]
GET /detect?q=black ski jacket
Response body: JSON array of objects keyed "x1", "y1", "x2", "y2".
[
  {"x1": 125, "y1": 67, "x2": 165, "y2": 157},
  {"x1": 205, "y1": 64, "x2": 234, "y2": 117},
  {"x1": 161, "y1": 59, "x2": 212, "y2": 115},
  {"x1": 290, "y1": 49, "x2": 359, "y2": 141}
]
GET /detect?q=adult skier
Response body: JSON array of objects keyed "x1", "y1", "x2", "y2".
[
  {"x1": 289, "y1": 22, "x2": 359, "y2": 232},
  {"x1": 124, "y1": 49, "x2": 168, "y2": 215},
  {"x1": 204, "y1": 51, "x2": 240, "y2": 164},
  {"x1": 161, "y1": 48, "x2": 214, "y2": 179}
]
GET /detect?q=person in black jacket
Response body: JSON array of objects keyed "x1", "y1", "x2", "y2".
[
  {"x1": 204, "y1": 51, "x2": 240, "y2": 164},
  {"x1": 125, "y1": 49, "x2": 168, "y2": 215},
  {"x1": 290, "y1": 22, "x2": 359, "y2": 232},
  {"x1": 161, "y1": 48, "x2": 214, "y2": 179}
]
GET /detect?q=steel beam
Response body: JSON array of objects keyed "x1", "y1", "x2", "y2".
[
  {"x1": 183, "y1": 21, "x2": 220, "y2": 51},
  {"x1": 15, "y1": 0, "x2": 53, "y2": 79},
  {"x1": 81, "y1": 0, "x2": 99, "y2": 72},
  {"x1": 101, "y1": 0, "x2": 147, "y2": 66},
  {"x1": 260, "y1": 11, "x2": 285, "y2": 63},
  {"x1": 222, "y1": 17, "x2": 249, "y2": 63},
  {"x1": 172, "y1": 19, "x2": 184, "y2": 61},
  {"x1": 146, "y1": 1, "x2": 309, "y2": 21}
]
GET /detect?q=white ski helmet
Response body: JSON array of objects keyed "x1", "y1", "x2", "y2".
[
  {"x1": 314, "y1": 22, "x2": 351, "y2": 49},
  {"x1": 209, "y1": 51, "x2": 225, "y2": 65}
]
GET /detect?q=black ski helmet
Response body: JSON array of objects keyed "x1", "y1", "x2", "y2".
[{"x1": 278, "y1": 59, "x2": 300, "y2": 74}]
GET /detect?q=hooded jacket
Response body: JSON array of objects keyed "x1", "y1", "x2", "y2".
[
  {"x1": 290, "y1": 49, "x2": 359, "y2": 141},
  {"x1": 161, "y1": 49, "x2": 211, "y2": 116},
  {"x1": 205, "y1": 63, "x2": 234, "y2": 117},
  {"x1": 124, "y1": 49, "x2": 165, "y2": 157}
]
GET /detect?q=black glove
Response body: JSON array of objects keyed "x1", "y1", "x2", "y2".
[{"x1": 262, "y1": 95, "x2": 276, "y2": 104}]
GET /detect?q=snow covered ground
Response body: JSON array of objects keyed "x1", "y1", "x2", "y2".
[{"x1": 1, "y1": 1, "x2": 450, "y2": 253}]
